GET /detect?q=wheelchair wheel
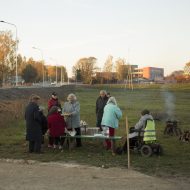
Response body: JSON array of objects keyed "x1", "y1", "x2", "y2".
[{"x1": 140, "y1": 145, "x2": 152, "y2": 157}]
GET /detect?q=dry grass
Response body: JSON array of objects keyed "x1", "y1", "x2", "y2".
[{"x1": 0, "y1": 100, "x2": 26, "y2": 128}]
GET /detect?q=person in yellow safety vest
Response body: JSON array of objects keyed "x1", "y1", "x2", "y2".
[
  {"x1": 129, "y1": 109, "x2": 154, "y2": 139},
  {"x1": 122, "y1": 109, "x2": 156, "y2": 153},
  {"x1": 143, "y1": 119, "x2": 156, "y2": 142}
]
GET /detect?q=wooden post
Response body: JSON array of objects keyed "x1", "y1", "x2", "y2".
[{"x1": 126, "y1": 116, "x2": 130, "y2": 169}]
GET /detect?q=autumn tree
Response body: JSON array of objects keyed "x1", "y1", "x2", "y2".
[
  {"x1": 103, "y1": 55, "x2": 113, "y2": 72},
  {"x1": 0, "y1": 31, "x2": 16, "y2": 86},
  {"x1": 184, "y1": 62, "x2": 190, "y2": 76},
  {"x1": 115, "y1": 58, "x2": 128, "y2": 80},
  {"x1": 165, "y1": 70, "x2": 186, "y2": 83},
  {"x1": 46, "y1": 65, "x2": 68, "y2": 82},
  {"x1": 26, "y1": 57, "x2": 44, "y2": 82},
  {"x1": 75, "y1": 69, "x2": 82, "y2": 82},
  {"x1": 62, "y1": 66, "x2": 68, "y2": 82},
  {"x1": 56, "y1": 66, "x2": 68, "y2": 82},
  {"x1": 46, "y1": 65, "x2": 56, "y2": 82},
  {"x1": 17, "y1": 54, "x2": 27, "y2": 76},
  {"x1": 21, "y1": 64, "x2": 38, "y2": 83},
  {"x1": 73, "y1": 57, "x2": 97, "y2": 84},
  {"x1": 103, "y1": 55, "x2": 113, "y2": 82}
]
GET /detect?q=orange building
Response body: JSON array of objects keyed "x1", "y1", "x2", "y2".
[{"x1": 142, "y1": 67, "x2": 164, "y2": 81}]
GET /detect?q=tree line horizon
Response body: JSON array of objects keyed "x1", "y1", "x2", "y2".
[{"x1": 0, "y1": 30, "x2": 189, "y2": 86}]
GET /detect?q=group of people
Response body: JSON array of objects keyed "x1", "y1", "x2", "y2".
[
  {"x1": 25, "y1": 90, "x2": 154, "y2": 155},
  {"x1": 95, "y1": 90, "x2": 156, "y2": 154},
  {"x1": 96, "y1": 90, "x2": 122, "y2": 154},
  {"x1": 25, "y1": 92, "x2": 81, "y2": 153}
]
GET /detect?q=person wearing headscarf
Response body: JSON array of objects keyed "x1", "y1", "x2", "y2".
[{"x1": 101, "y1": 97, "x2": 122, "y2": 155}]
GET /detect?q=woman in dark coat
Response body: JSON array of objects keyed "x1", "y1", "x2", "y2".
[
  {"x1": 25, "y1": 94, "x2": 42, "y2": 153},
  {"x1": 96, "y1": 90, "x2": 108, "y2": 131}
]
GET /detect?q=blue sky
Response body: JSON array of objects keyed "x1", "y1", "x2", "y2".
[{"x1": 1, "y1": 0, "x2": 190, "y2": 76}]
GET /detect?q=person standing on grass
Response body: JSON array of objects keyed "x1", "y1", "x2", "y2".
[
  {"x1": 25, "y1": 94, "x2": 43, "y2": 153},
  {"x1": 96, "y1": 90, "x2": 108, "y2": 131},
  {"x1": 47, "y1": 106, "x2": 67, "y2": 150},
  {"x1": 39, "y1": 106, "x2": 48, "y2": 145},
  {"x1": 101, "y1": 97, "x2": 122, "y2": 155},
  {"x1": 62, "y1": 93, "x2": 82, "y2": 147},
  {"x1": 48, "y1": 92, "x2": 61, "y2": 112},
  {"x1": 47, "y1": 92, "x2": 63, "y2": 148}
]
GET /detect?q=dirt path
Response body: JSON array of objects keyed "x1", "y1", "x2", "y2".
[{"x1": 0, "y1": 160, "x2": 189, "y2": 190}]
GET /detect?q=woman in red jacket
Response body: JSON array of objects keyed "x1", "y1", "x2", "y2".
[{"x1": 47, "y1": 106, "x2": 67, "y2": 149}]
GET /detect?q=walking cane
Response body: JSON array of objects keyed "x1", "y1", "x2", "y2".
[{"x1": 126, "y1": 116, "x2": 130, "y2": 169}]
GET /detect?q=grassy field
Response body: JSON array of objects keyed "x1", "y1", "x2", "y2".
[{"x1": 0, "y1": 84, "x2": 190, "y2": 178}]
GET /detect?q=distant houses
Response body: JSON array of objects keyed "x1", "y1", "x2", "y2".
[
  {"x1": 94, "y1": 66, "x2": 164, "y2": 84},
  {"x1": 141, "y1": 67, "x2": 164, "y2": 81}
]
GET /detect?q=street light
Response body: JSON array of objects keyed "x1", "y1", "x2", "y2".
[
  {"x1": 32, "y1": 47, "x2": 44, "y2": 87},
  {"x1": 0, "y1": 20, "x2": 18, "y2": 86}
]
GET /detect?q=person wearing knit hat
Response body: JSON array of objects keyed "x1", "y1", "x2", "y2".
[{"x1": 48, "y1": 92, "x2": 61, "y2": 112}]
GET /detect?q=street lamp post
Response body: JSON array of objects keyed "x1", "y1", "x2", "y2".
[
  {"x1": 0, "y1": 20, "x2": 18, "y2": 86},
  {"x1": 32, "y1": 47, "x2": 44, "y2": 87}
]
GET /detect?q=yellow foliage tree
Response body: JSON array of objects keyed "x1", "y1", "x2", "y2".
[{"x1": 0, "y1": 31, "x2": 16, "y2": 85}]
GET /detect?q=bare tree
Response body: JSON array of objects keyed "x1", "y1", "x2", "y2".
[
  {"x1": 73, "y1": 57, "x2": 97, "y2": 84},
  {"x1": 103, "y1": 55, "x2": 113, "y2": 82},
  {"x1": 115, "y1": 58, "x2": 128, "y2": 81}
]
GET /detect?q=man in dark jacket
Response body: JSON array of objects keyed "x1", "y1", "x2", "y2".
[
  {"x1": 96, "y1": 90, "x2": 108, "y2": 131},
  {"x1": 25, "y1": 94, "x2": 42, "y2": 153}
]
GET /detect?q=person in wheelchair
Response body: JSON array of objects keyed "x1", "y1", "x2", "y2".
[{"x1": 128, "y1": 109, "x2": 155, "y2": 149}]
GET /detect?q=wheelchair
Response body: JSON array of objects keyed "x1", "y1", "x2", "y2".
[{"x1": 128, "y1": 129, "x2": 163, "y2": 157}]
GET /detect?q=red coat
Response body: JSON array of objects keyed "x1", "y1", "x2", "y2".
[
  {"x1": 48, "y1": 112, "x2": 67, "y2": 137},
  {"x1": 48, "y1": 98, "x2": 61, "y2": 111}
]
